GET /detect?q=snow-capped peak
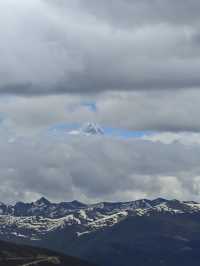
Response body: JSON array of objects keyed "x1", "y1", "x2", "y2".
[
  {"x1": 34, "y1": 197, "x2": 51, "y2": 206},
  {"x1": 81, "y1": 122, "x2": 104, "y2": 135},
  {"x1": 69, "y1": 122, "x2": 104, "y2": 136}
]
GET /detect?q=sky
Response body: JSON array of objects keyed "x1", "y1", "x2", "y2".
[{"x1": 1, "y1": 0, "x2": 200, "y2": 203}]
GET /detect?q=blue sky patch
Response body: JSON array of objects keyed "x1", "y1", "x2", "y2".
[{"x1": 49, "y1": 122, "x2": 153, "y2": 139}]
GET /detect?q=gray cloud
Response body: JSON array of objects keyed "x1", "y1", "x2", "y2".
[
  {"x1": 1, "y1": 89, "x2": 200, "y2": 134},
  {"x1": 95, "y1": 89, "x2": 200, "y2": 132},
  {"x1": 1, "y1": 1, "x2": 200, "y2": 204},
  {"x1": 0, "y1": 0, "x2": 200, "y2": 94},
  {"x1": 0, "y1": 133, "x2": 200, "y2": 203},
  {"x1": 78, "y1": 0, "x2": 200, "y2": 27}
]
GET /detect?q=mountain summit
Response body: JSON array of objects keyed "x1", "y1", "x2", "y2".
[
  {"x1": 81, "y1": 122, "x2": 104, "y2": 135},
  {"x1": 35, "y1": 197, "x2": 51, "y2": 206},
  {"x1": 69, "y1": 122, "x2": 104, "y2": 136}
]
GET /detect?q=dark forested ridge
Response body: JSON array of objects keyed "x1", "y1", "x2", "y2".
[{"x1": 0, "y1": 240, "x2": 94, "y2": 266}]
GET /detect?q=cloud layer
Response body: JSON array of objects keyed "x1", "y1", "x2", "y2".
[
  {"x1": 1, "y1": 90, "x2": 200, "y2": 135},
  {"x1": 1, "y1": 133, "x2": 200, "y2": 204},
  {"x1": 1, "y1": 0, "x2": 200, "y2": 94},
  {"x1": 1, "y1": 1, "x2": 200, "y2": 203}
]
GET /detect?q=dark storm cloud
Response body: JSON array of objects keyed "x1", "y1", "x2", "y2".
[{"x1": 1, "y1": 0, "x2": 200, "y2": 94}]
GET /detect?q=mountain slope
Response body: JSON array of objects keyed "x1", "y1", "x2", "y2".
[
  {"x1": 0, "y1": 198, "x2": 200, "y2": 245},
  {"x1": 66, "y1": 213, "x2": 200, "y2": 266},
  {"x1": 0, "y1": 240, "x2": 94, "y2": 266}
]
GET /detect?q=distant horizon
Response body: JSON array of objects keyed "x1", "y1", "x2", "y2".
[{"x1": 3, "y1": 196, "x2": 199, "y2": 206}]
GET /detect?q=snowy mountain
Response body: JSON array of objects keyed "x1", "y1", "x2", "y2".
[
  {"x1": 0, "y1": 197, "x2": 199, "y2": 242},
  {"x1": 69, "y1": 122, "x2": 104, "y2": 136},
  {"x1": 1, "y1": 198, "x2": 200, "y2": 265},
  {"x1": 81, "y1": 122, "x2": 104, "y2": 135}
]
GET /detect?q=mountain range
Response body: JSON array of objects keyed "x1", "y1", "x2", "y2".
[{"x1": 1, "y1": 197, "x2": 200, "y2": 265}]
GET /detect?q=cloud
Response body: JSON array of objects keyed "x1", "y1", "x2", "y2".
[
  {"x1": 78, "y1": 0, "x2": 200, "y2": 27},
  {"x1": 0, "y1": 95, "x2": 96, "y2": 136},
  {"x1": 0, "y1": 0, "x2": 200, "y2": 94},
  {"x1": 95, "y1": 89, "x2": 200, "y2": 132},
  {"x1": 0, "y1": 132, "x2": 200, "y2": 203},
  {"x1": 1, "y1": 89, "x2": 200, "y2": 135},
  {"x1": 143, "y1": 132, "x2": 200, "y2": 145},
  {"x1": 1, "y1": 1, "x2": 200, "y2": 204}
]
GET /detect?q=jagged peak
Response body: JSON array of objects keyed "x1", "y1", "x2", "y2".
[
  {"x1": 151, "y1": 197, "x2": 169, "y2": 205},
  {"x1": 81, "y1": 122, "x2": 104, "y2": 135},
  {"x1": 35, "y1": 197, "x2": 51, "y2": 205}
]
